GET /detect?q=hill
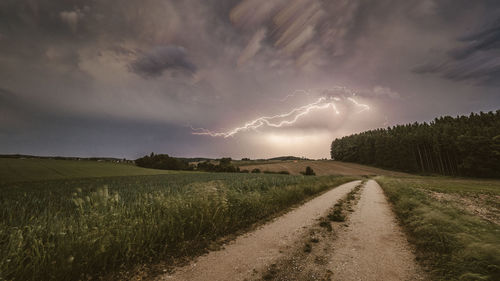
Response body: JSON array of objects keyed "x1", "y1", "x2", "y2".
[
  {"x1": 268, "y1": 156, "x2": 306, "y2": 161},
  {"x1": 241, "y1": 160, "x2": 408, "y2": 177}
]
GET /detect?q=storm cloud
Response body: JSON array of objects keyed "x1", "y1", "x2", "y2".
[
  {"x1": 129, "y1": 46, "x2": 197, "y2": 78},
  {"x1": 413, "y1": 17, "x2": 500, "y2": 86},
  {"x1": 0, "y1": 0, "x2": 499, "y2": 159}
]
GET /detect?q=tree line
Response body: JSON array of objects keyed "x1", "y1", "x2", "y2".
[
  {"x1": 330, "y1": 110, "x2": 500, "y2": 178},
  {"x1": 135, "y1": 154, "x2": 308, "y2": 176},
  {"x1": 197, "y1": 158, "x2": 240, "y2": 172},
  {"x1": 135, "y1": 154, "x2": 241, "y2": 173},
  {"x1": 135, "y1": 153, "x2": 193, "y2": 170}
]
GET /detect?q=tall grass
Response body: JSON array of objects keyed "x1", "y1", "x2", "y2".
[
  {"x1": 377, "y1": 176, "x2": 500, "y2": 281},
  {"x1": 0, "y1": 173, "x2": 356, "y2": 280}
]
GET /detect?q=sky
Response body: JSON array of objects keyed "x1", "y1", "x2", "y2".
[{"x1": 1, "y1": 0, "x2": 499, "y2": 159}]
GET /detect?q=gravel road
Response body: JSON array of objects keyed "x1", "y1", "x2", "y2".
[
  {"x1": 158, "y1": 180, "x2": 425, "y2": 281},
  {"x1": 157, "y1": 181, "x2": 361, "y2": 281},
  {"x1": 329, "y1": 180, "x2": 425, "y2": 280}
]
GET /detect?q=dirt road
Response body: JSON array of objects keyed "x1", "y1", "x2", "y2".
[
  {"x1": 158, "y1": 180, "x2": 424, "y2": 281},
  {"x1": 157, "y1": 181, "x2": 361, "y2": 281},
  {"x1": 329, "y1": 180, "x2": 424, "y2": 280}
]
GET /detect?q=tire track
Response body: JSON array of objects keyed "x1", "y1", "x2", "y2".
[{"x1": 328, "y1": 180, "x2": 425, "y2": 280}]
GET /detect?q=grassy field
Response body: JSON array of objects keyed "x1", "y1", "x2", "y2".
[
  {"x1": 0, "y1": 158, "x2": 175, "y2": 183},
  {"x1": 240, "y1": 160, "x2": 409, "y2": 177},
  {"x1": 0, "y1": 167, "x2": 357, "y2": 281},
  {"x1": 3, "y1": 157, "x2": 498, "y2": 280},
  {"x1": 376, "y1": 176, "x2": 500, "y2": 281}
]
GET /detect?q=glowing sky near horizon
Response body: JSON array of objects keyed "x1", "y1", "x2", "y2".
[
  {"x1": 0, "y1": 0, "x2": 499, "y2": 159},
  {"x1": 191, "y1": 93, "x2": 369, "y2": 138}
]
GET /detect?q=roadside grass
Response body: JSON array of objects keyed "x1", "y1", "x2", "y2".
[
  {"x1": 394, "y1": 176, "x2": 500, "y2": 195},
  {"x1": 377, "y1": 176, "x2": 500, "y2": 281},
  {"x1": 0, "y1": 158, "x2": 176, "y2": 183},
  {"x1": 0, "y1": 173, "x2": 357, "y2": 281}
]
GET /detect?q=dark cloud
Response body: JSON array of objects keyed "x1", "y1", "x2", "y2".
[
  {"x1": 1, "y1": 0, "x2": 500, "y2": 158},
  {"x1": 452, "y1": 18, "x2": 500, "y2": 59},
  {"x1": 128, "y1": 46, "x2": 197, "y2": 78},
  {"x1": 0, "y1": 87, "x2": 39, "y2": 126},
  {"x1": 413, "y1": 16, "x2": 500, "y2": 86}
]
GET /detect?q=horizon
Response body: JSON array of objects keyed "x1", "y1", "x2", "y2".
[
  {"x1": 1, "y1": 109, "x2": 496, "y2": 160},
  {"x1": 1, "y1": 1, "x2": 499, "y2": 159}
]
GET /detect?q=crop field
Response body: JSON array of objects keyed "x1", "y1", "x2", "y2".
[
  {"x1": 0, "y1": 168, "x2": 357, "y2": 281},
  {"x1": 377, "y1": 176, "x2": 500, "y2": 280},
  {"x1": 240, "y1": 160, "x2": 409, "y2": 177},
  {"x1": 2, "y1": 157, "x2": 499, "y2": 281},
  {"x1": 0, "y1": 158, "x2": 175, "y2": 184}
]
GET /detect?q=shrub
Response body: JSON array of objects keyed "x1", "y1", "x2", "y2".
[{"x1": 301, "y1": 166, "x2": 315, "y2": 176}]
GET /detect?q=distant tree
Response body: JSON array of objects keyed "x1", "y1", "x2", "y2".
[
  {"x1": 197, "y1": 160, "x2": 216, "y2": 171},
  {"x1": 197, "y1": 158, "x2": 239, "y2": 173},
  {"x1": 241, "y1": 158, "x2": 251, "y2": 161},
  {"x1": 219, "y1": 157, "x2": 232, "y2": 167},
  {"x1": 302, "y1": 166, "x2": 315, "y2": 176},
  {"x1": 135, "y1": 153, "x2": 191, "y2": 171}
]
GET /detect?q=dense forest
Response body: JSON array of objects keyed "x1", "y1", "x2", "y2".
[{"x1": 331, "y1": 110, "x2": 500, "y2": 178}]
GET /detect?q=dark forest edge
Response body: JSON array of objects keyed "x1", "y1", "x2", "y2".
[{"x1": 331, "y1": 110, "x2": 500, "y2": 178}]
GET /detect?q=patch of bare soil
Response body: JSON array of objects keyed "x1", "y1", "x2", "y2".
[
  {"x1": 156, "y1": 181, "x2": 361, "y2": 281},
  {"x1": 427, "y1": 191, "x2": 500, "y2": 225},
  {"x1": 242, "y1": 160, "x2": 409, "y2": 177},
  {"x1": 328, "y1": 180, "x2": 425, "y2": 281}
]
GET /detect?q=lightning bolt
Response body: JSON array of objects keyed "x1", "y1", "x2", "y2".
[
  {"x1": 347, "y1": 97, "x2": 370, "y2": 113},
  {"x1": 191, "y1": 90, "x2": 370, "y2": 138}
]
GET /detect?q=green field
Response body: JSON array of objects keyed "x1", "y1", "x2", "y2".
[
  {"x1": 2, "y1": 157, "x2": 499, "y2": 281},
  {"x1": 0, "y1": 162, "x2": 357, "y2": 281},
  {"x1": 0, "y1": 158, "x2": 175, "y2": 183},
  {"x1": 376, "y1": 176, "x2": 500, "y2": 281}
]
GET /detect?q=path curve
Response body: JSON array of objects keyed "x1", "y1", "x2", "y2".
[
  {"x1": 329, "y1": 180, "x2": 425, "y2": 280},
  {"x1": 158, "y1": 180, "x2": 361, "y2": 281}
]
